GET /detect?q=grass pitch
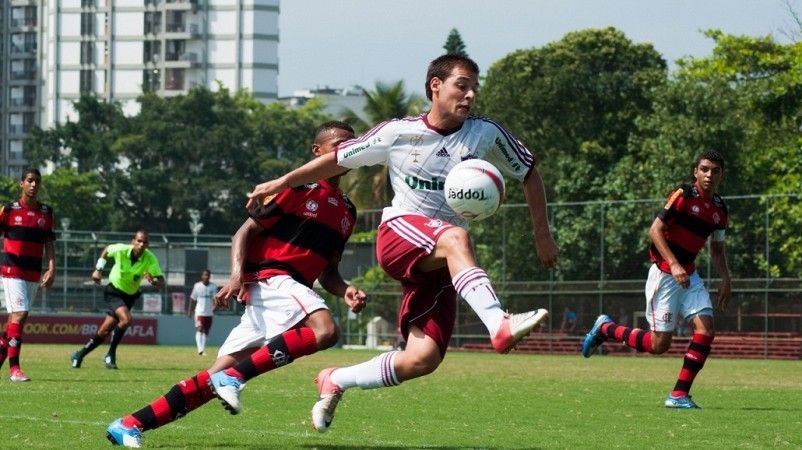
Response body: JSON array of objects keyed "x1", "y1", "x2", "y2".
[{"x1": 0, "y1": 344, "x2": 800, "y2": 449}]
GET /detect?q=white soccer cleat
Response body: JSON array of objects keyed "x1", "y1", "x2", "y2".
[
  {"x1": 210, "y1": 371, "x2": 246, "y2": 415},
  {"x1": 490, "y1": 309, "x2": 549, "y2": 354},
  {"x1": 311, "y1": 367, "x2": 343, "y2": 433}
]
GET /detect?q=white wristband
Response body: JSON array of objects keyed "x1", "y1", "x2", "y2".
[{"x1": 95, "y1": 258, "x2": 107, "y2": 271}]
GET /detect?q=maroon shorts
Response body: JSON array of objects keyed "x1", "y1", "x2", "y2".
[
  {"x1": 194, "y1": 315, "x2": 213, "y2": 333},
  {"x1": 377, "y1": 215, "x2": 457, "y2": 358}
]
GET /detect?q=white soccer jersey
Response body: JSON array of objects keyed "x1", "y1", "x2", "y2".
[
  {"x1": 190, "y1": 281, "x2": 217, "y2": 316},
  {"x1": 336, "y1": 114, "x2": 536, "y2": 227}
]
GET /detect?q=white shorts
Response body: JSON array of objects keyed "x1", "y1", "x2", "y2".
[
  {"x1": 645, "y1": 264, "x2": 712, "y2": 332},
  {"x1": 217, "y1": 275, "x2": 328, "y2": 357},
  {"x1": 2, "y1": 277, "x2": 39, "y2": 313}
]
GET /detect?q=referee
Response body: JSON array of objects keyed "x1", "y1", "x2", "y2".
[{"x1": 71, "y1": 229, "x2": 164, "y2": 369}]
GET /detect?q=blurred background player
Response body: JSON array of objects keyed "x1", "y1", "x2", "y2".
[
  {"x1": 105, "y1": 121, "x2": 366, "y2": 448},
  {"x1": 582, "y1": 150, "x2": 731, "y2": 409},
  {"x1": 0, "y1": 168, "x2": 56, "y2": 382},
  {"x1": 246, "y1": 54, "x2": 559, "y2": 432},
  {"x1": 70, "y1": 229, "x2": 164, "y2": 369},
  {"x1": 187, "y1": 269, "x2": 218, "y2": 355}
]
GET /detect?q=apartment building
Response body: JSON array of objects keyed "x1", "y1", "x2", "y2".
[{"x1": 0, "y1": 0, "x2": 279, "y2": 177}]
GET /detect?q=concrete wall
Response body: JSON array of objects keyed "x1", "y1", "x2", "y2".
[{"x1": 156, "y1": 314, "x2": 241, "y2": 346}]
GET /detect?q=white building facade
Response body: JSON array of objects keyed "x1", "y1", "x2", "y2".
[{"x1": 1, "y1": 0, "x2": 279, "y2": 176}]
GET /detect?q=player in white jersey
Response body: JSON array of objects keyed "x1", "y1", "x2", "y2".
[
  {"x1": 246, "y1": 54, "x2": 559, "y2": 432},
  {"x1": 188, "y1": 269, "x2": 218, "y2": 355}
]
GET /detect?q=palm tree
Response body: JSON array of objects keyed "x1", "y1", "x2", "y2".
[{"x1": 339, "y1": 81, "x2": 427, "y2": 210}]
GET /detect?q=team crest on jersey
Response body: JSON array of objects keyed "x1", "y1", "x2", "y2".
[
  {"x1": 14, "y1": 216, "x2": 22, "y2": 224},
  {"x1": 662, "y1": 312, "x2": 672, "y2": 323},
  {"x1": 306, "y1": 200, "x2": 319, "y2": 212},
  {"x1": 425, "y1": 219, "x2": 443, "y2": 228},
  {"x1": 341, "y1": 217, "x2": 351, "y2": 233},
  {"x1": 37, "y1": 218, "x2": 46, "y2": 228},
  {"x1": 712, "y1": 212, "x2": 721, "y2": 224},
  {"x1": 459, "y1": 147, "x2": 476, "y2": 161},
  {"x1": 328, "y1": 197, "x2": 339, "y2": 206},
  {"x1": 410, "y1": 135, "x2": 424, "y2": 146},
  {"x1": 691, "y1": 205, "x2": 700, "y2": 215}
]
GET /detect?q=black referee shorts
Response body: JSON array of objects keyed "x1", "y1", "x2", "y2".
[{"x1": 104, "y1": 284, "x2": 141, "y2": 316}]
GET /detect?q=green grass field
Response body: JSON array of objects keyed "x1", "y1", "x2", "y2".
[{"x1": 0, "y1": 344, "x2": 800, "y2": 449}]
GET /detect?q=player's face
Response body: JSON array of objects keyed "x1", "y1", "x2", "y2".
[
  {"x1": 313, "y1": 128, "x2": 355, "y2": 157},
  {"x1": 131, "y1": 232, "x2": 149, "y2": 256},
  {"x1": 432, "y1": 65, "x2": 478, "y2": 126},
  {"x1": 201, "y1": 271, "x2": 210, "y2": 283},
  {"x1": 694, "y1": 158, "x2": 723, "y2": 195},
  {"x1": 20, "y1": 173, "x2": 41, "y2": 199}
]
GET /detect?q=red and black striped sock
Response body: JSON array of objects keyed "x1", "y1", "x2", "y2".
[
  {"x1": 671, "y1": 333, "x2": 714, "y2": 397},
  {"x1": 225, "y1": 327, "x2": 318, "y2": 382},
  {"x1": 0, "y1": 333, "x2": 7, "y2": 370},
  {"x1": 121, "y1": 370, "x2": 215, "y2": 431},
  {"x1": 6, "y1": 323, "x2": 22, "y2": 372},
  {"x1": 600, "y1": 322, "x2": 655, "y2": 353}
]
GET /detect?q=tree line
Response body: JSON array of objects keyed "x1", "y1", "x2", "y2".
[{"x1": 18, "y1": 27, "x2": 802, "y2": 279}]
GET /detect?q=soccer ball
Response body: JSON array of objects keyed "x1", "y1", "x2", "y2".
[{"x1": 444, "y1": 159, "x2": 505, "y2": 221}]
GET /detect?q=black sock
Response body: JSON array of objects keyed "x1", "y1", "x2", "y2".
[
  {"x1": 107, "y1": 326, "x2": 126, "y2": 357},
  {"x1": 79, "y1": 334, "x2": 106, "y2": 357}
]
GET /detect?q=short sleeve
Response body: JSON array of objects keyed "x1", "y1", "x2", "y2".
[
  {"x1": 479, "y1": 119, "x2": 536, "y2": 182},
  {"x1": 336, "y1": 120, "x2": 395, "y2": 169},
  {"x1": 656, "y1": 188, "x2": 684, "y2": 221},
  {"x1": 249, "y1": 188, "x2": 294, "y2": 228},
  {"x1": 145, "y1": 251, "x2": 163, "y2": 277}
]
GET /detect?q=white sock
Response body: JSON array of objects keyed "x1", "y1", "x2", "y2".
[
  {"x1": 330, "y1": 351, "x2": 400, "y2": 390},
  {"x1": 195, "y1": 331, "x2": 203, "y2": 353},
  {"x1": 199, "y1": 332, "x2": 206, "y2": 352},
  {"x1": 452, "y1": 266, "x2": 505, "y2": 335}
]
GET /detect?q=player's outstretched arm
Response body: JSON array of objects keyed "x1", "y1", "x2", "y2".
[
  {"x1": 246, "y1": 153, "x2": 348, "y2": 209},
  {"x1": 523, "y1": 167, "x2": 559, "y2": 268}
]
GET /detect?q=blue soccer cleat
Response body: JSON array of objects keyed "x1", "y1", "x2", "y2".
[
  {"x1": 106, "y1": 418, "x2": 142, "y2": 448},
  {"x1": 210, "y1": 371, "x2": 246, "y2": 415},
  {"x1": 581, "y1": 314, "x2": 612, "y2": 358},
  {"x1": 665, "y1": 394, "x2": 701, "y2": 409}
]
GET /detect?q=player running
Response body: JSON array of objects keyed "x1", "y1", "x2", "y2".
[
  {"x1": 0, "y1": 168, "x2": 56, "y2": 382},
  {"x1": 581, "y1": 150, "x2": 731, "y2": 409},
  {"x1": 246, "y1": 54, "x2": 559, "y2": 432},
  {"x1": 106, "y1": 121, "x2": 366, "y2": 447}
]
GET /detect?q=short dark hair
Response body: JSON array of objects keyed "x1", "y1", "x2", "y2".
[
  {"x1": 694, "y1": 149, "x2": 725, "y2": 171},
  {"x1": 20, "y1": 167, "x2": 41, "y2": 181},
  {"x1": 133, "y1": 229, "x2": 149, "y2": 239},
  {"x1": 314, "y1": 120, "x2": 355, "y2": 143},
  {"x1": 425, "y1": 54, "x2": 480, "y2": 100}
]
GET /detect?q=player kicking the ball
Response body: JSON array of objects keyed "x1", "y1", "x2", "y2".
[
  {"x1": 581, "y1": 150, "x2": 731, "y2": 409},
  {"x1": 246, "y1": 54, "x2": 559, "y2": 433},
  {"x1": 105, "y1": 121, "x2": 366, "y2": 447}
]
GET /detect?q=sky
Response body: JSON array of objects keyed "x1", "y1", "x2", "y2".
[{"x1": 276, "y1": 0, "x2": 799, "y2": 97}]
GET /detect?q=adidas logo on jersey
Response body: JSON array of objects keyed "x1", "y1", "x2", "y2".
[{"x1": 435, "y1": 147, "x2": 450, "y2": 157}]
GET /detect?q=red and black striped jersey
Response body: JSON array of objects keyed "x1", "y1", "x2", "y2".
[
  {"x1": 0, "y1": 199, "x2": 55, "y2": 282},
  {"x1": 649, "y1": 182, "x2": 728, "y2": 275},
  {"x1": 244, "y1": 179, "x2": 356, "y2": 288}
]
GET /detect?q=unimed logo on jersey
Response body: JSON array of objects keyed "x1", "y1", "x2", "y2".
[
  {"x1": 494, "y1": 137, "x2": 521, "y2": 172},
  {"x1": 404, "y1": 175, "x2": 444, "y2": 191}
]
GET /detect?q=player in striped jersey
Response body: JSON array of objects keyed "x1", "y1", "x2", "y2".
[
  {"x1": 247, "y1": 54, "x2": 560, "y2": 432},
  {"x1": 0, "y1": 167, "x2": 56, "y2": 382},
  {"x1": 106, "y1": 121, "x2": 367, "y2": 448},
  {"x1": 582, "y1": 150, "x2": 731, "y2": 409}
]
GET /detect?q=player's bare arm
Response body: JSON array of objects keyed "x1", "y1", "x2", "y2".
[
  {"x1": 246, "y1": 152, "x2": 348, "y2": 209},
  {"x1": 216, "y1": 218, "x2": 264, "y2": 307},
  {"x1": 91, "y1": 247, "x2": 110, "y2": 284},
  {"x1": 41, "y1": 240, "x2": 57, "y2": 288},
  {"x1": 318, "y1": 262, "x2": 367, "y2": 314},
  {"x1": 522, "y1": 168, "x2": 559, "y2": 268},
  {"x1": 710, "y1": 240, "x2": 731, "y2": 309},
  {"x1": 649, "y1": 217, "x2": 689, "y2": 288}
]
